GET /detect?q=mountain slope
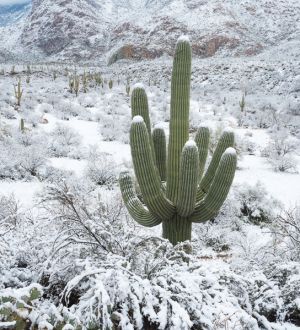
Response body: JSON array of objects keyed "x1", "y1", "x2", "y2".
[
  {"x1": 0, "y1": 0, "x2": 299, "y2": 62},
  {"x1": 0, "y1": 3, "x2": 30, "y2": 27}
]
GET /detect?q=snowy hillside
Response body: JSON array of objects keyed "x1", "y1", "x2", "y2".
[{"x1": 0, "y1": 0, "x2": 299, "y2": 61}]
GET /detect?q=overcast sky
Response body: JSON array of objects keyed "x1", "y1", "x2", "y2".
[{"x1": 0, "y1": 0, "x2": 30, "y2": 5}]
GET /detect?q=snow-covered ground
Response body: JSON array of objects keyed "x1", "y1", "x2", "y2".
[{"x1": 0, "y1": 60, "x2": 299, "y2": 329}]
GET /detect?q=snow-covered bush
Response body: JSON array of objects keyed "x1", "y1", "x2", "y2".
[
  {"x1": 0, "y1": 195, "x2": 19, "y2": 236},
  {"x1": 39, "y1": 178, "x2": 137, "y2": 259},
  {"x1": 271, "y1": 206, "x2": 300, "y2": 261},
  {"x1": 261, "y1": 130, "x2": 298, "y2": 173},
  {"x1": 0, "y1": 136, "x2": 47, "y2": 180},
  {"x1": 48, "y1": 123, "x2": 82, "y2": 158},
  {"x1": 99, "y1": 114, "x2": 130, "y2": 143},
  {"x1": 55, "y1": 99, "x2": 84, "y2": 120},
  {"x1": 18, "y1": 144, "x2": 48, "y2": 178},
  {"x1": 234, "y1": 182, "x2": 282, "y2": 225},
  {"x1": 85, "y1": 148, "x2": 117, "y2": 187}
]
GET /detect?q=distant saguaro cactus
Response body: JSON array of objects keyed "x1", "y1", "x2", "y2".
[
  {"x1": 14, "y1": 78, "x2": 23, "y2": 107},
  {"x1": 239, "y1": 93, "x2": 246, "y2": 113},
  {"x1": 20, "y1": 118, "x2": 25, "y2": 132},
  {"x1": 120, "y1": 37, "x2": 237, "y2": 245}
]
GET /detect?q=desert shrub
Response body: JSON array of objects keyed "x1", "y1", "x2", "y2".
[
  {"x1": 85, "y1": 148, "x2": 117, "y2": 187},
  {"x1": 99, "y1": 114, "x2": 130, "y2": 143},
  {"x1": 234, "y1": 182, "x2": 282, "y2": 225},
  {"x1": 39, "y1": 178, "x2": 137, "y2": 259},
  {"x1": 270, "y1": 206, "x2": 300, "y2": 261},
  {"x1": 261, "y1": 130, "x2": 298, "y2": 173},
  {"x1": 48, "y1": 123, "x2": 82, "y2": 158},
  {"x1": 0, "y1": 136, "x2": 47, "y2": 180},
  {"x1": 235, "y1": 133, "x2": 256, "y2": 156},
  {"x1": 56, "y1": 99, "x2": 84, "y2": 120}
]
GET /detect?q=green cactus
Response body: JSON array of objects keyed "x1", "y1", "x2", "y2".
[
  {"x1": 20, "y1": 118, "x2": 25, "y2": 132},
  {"x1": 14, "y1": 78, "x2": 23, "y2": 107},
  {"x1": 126, "y1": 84, "x2": 130, "y2": 96},
  {"x1": 119, "y1": 37, "x2": 237, "y2": 245},
  {"x1": 239, "y1": 93, "x2": 246, "y2": 113}
]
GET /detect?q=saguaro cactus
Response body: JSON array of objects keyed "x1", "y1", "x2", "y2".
[
  {"x1": 119, "y1": 36, "x2": 237, "y2": 245},
  {"x1": 14, "y1": 78, "x2": 23, "y2": 107}
]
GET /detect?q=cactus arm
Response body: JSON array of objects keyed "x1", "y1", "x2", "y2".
[
  {"x1": 130, "y1": 116, "x2": 175, "y2": 220},
  {"x1": 131, "y1": 85, "x2": 152, "y2": 135},
  {"x1": 131, "y1": 85, "x2": 157, "y2": 162},
  {"x1": 197, "y1": 129, "x2": 234, "y2": 201},
  {"x1": 167, "y1": 37, "x2": 192, "y2": 205},
  {"x1": 177, "y1": 140, "x2": 199, "y2": 217},
  {"x1": 195, "y1": 126, "x2": 210, "y2": 182},
  {"x1": 152, "y1": 127, "x2": 167, "y2": 181},
  {"x1": 119, "y1": 172, "x2": 161, "y2": 227},
  {"x1": 191, "y1": 148, "x2": 237, "y2": 223}
]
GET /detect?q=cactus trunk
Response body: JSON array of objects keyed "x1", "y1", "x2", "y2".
[{"x1": 162, "y1": 215, "x2": 192, "y2": 245}]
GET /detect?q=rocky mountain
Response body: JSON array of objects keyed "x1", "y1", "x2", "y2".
[{"x1": 0, "y1": 0, "x2": 299, "y2": 63}]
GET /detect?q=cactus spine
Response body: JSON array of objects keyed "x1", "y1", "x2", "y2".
[{"x1": 120, "y1": 37, "x2": 237, "y2": 245}]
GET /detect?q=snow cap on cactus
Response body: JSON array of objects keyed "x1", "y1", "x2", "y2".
[
  {"x1": 224, "y1": 147, "x2": 236, "y2": 155},
  {"x1": 184, "y1": 139, "x2": 197, "y2": 148},
  {"x1": 154, "y1": 122, "x2": 165, "y2": 130},
  {"x1": 132, "y1": 115, "x2": 144, "y2": 124},
  {"x1": 177, "y1": 35, "x2": 190, "y2": 44},
  {"x1": 223, "y1": 127, "x2": 234, "y2": 133},
  {"x1": 133, "y1": 83, "x2": 145, "y2": 89}
]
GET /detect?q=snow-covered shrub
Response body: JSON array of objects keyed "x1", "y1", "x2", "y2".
[
  {"x1": 21, "y1": 109, "x2": 42, "y2": 127},
  {"x1": 0, "y1": 136, "x2": 47, "y2": 180},
  {"x1": 55, "y1": 99, "x2": 84, "y2": 120},
  {"x1": 270, "y1": 206, "x2": 300, "y2": 261},
  {"x1": 100, "y1": 114, "x2": 130, "y2": 143},
  {"x1": 39, "y1": 178, "x2": 137, "y2": 259},
  {"x1": 48, "y1": 123, "x2": 82, "y2": 158},
  {"x1": 235, "y1": 133, "x2": 256, "y2": 156},
  {"x1": 234, "y1": 182, "x2": 282, "y2": 225},
  {"x1": 18, "y1": 145, "x2": 47, "y2": 178},
  {"x1": 0, "y1": 104, "x2": 16, "y2": 119},
  {"x1": 0, "y1": 195, "x2": 19, "y2": 234},
  {"x1": 85, "y1": 148, "x2": 117, "y2": 187},
  {"x1": 267, "y1": 154, "x2": 298, "y2": 173},
  {"x1": 261, "y1": 130, "x2": 298, "y2": 173}
]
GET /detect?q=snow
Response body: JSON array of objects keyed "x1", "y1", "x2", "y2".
[
  {"x1": 0, "y1": 13, "x2": 300, "y2": 327},
  {"x1": 184, "y1": 139, "x2": 197, "y2": 148},
  {"x1": 154, "y1": 123, "x2": 165, "y2": 130},
  {"x1": 177, "y1": 35, "x2": 190, "y2": 43},
  {"x1": 132, "y1": 115, "x2": 144, "y2": 123},
  {"x1": 236, "y1": 155, "x2": 300, "y2": 207},
  {"x1": 0, "y1": 181, "x2": 42, "y2": 208},
  {"x1": 225, "y1": 147, "x2": 236, "y2": 155},
  {"x1": 133, "y1": 83, "x2": 145, "y2": 90}
]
